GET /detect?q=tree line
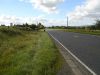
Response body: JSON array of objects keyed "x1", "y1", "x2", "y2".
[{"x1": 0, "y1": 22, "x2": 45, "y2": 31}]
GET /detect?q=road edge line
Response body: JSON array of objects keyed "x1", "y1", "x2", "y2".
[{"x1": 48, "y1": 32, "x2": 97, "y2": 75}]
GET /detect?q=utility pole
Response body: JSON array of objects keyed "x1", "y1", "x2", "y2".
[{"x1": 67, "y1": 16, "x2": 68, "y2": 28}]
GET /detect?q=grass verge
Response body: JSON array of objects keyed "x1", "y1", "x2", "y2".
[
  {"x1": 64, "y1": 29, "x2": 100, "y2": 35},
  {"x1": 0, "y1": 27, "x2": 64, "y2": 75}
]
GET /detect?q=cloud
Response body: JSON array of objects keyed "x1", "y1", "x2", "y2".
[
  {"x1": 67, "y1": 0, "x2": 100, "y2": 21},
  {"x1": 0, "y1": 15, "x2": 67, "y2": 26},
  {"x1": 0, "y1": 15, "x2": 22, "y2": 25},
  {"x1": 47, "y1": 19, "x2": 66, "y2": 26},
  {"x1": 0, "y1": 15, "x2": 47, "y2": 25},
  {"x1": 20, "y1": 0, "x2": 64, "y2": 13}
]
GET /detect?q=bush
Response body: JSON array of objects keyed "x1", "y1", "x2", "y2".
[{"x1": 0, "y1": 27, "x2": 22, "y2": 36}]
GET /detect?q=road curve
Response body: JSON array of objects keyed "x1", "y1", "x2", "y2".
[{"x1": 47, "y1": 30, "x2": 100, "y2": 75}]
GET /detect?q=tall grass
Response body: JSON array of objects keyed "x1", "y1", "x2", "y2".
[
  {"x1": 64, "y1": 29, "x2": 100, "y2": 35},
  {"x1": 0, "y1": 27, "x2": 64, "y2": 75},
  {"x1": 0, "y1": 27, "x2": 39, "y2": 75},
  {"x1": 32, "y1": 32, "x2": 64, "y2": 75}
]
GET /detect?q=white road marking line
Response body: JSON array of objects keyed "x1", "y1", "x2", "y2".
[
  {"x1": 74, "y1": 35, "x2": 79, "y2": 38},
  {"x1": 48, "y1": 32, "x2": 97, "y2": 75}
]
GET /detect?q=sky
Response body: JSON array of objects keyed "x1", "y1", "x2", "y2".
[{"x1": 0, "y1": 0, "x2": 100, "y2": 26}]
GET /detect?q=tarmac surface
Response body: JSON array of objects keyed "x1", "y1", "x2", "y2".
[{"x1": 47, "y1": 30, "x2": 100, "y2": 75}]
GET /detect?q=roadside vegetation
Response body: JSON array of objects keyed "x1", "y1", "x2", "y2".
[
  {"x1": 0, "y1": 25, "x2": 64, "y2": 75},
  {"x1": 65, "y1": 29, "x2": 100, "y2": 35}
]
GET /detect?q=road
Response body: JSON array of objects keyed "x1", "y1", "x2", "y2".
[{"x1": 47, "y1": 30, "x2": 100, "y2": 75}]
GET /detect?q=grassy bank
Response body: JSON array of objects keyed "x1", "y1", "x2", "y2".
[
  {"x1": 0, "y1": 27, "x2": 64, "y2": 75},
  {"x1": 32, "y1": 32, "x2": 64, "y2": 75},
  {"x1": 48, "y1": 28, "x2": 100, "y2": 35},
  {"x1": 61, "y1": 29, "x2": 100, "y2": 35},
  {"x1": 66, "y1": 29, "x2": 100, "y2": 35}
]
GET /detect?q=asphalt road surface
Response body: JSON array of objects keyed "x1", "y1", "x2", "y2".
[{"x1": 47, "y1": 30, "x2": 100, "y2": 75}]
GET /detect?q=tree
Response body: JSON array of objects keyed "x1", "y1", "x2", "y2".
[
  {"x1": 30, "y1": 24, "x2": 37, "y2": 30},
  {"x1": 95, "y1": 20, "x2": 100, "y2": 30},
  {"x1": 89, "y1": 25, "x2": 96, "y2": 30},
  {"x1": 25, "y1": 23, "x2": 29, "y2": 27},
  {"x1": 37, "y1": 22, "x2": 45, "y2": 29},
  {"x1": 1, "y1": 24, "x2": 5, "y2": 26}
]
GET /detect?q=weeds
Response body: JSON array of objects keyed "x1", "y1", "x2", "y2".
[{"x1": 0, "y1": 27, "x2": 64, "y2": 75}]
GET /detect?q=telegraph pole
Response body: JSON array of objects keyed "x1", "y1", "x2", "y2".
[{"x1": 67, "y1": 16, "x2": 68, "y2": 28}]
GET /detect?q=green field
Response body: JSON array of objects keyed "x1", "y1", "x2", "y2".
[
  {"x1": 0, "y1": 27, "x2": 64, "y2": 75},
  {"x1": 51, "y1": 28, "x2": 100, "y2": 35},
  {"x1": 64, "y1": 29, "x2": 100, "y2": 35}
]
